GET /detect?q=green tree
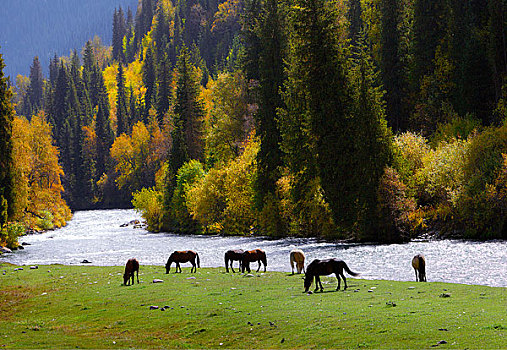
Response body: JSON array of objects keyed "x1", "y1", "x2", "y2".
[
  {"x1": 379, "y1": 0, "x2": 406, "y2": 131},
  {"x1": 142, "y1": 46, "x2": 156, "y2": 123},
  {"x1": 116, "y1": 64, "x2": 129, "y2": 135},
  {"x1": 0, "y1": 52, "x2": 16, "y2": 226},
  {"x1": 164, "y1": 46, "x2": 205, "y2": 229},
  {"x1": 26, "y1": 56, "x2": 44, "y2": 117},
  {"x1": 286, "y1": 0, "x2": 354, "y2": 231},
  {"x1": 156, "y1": 53, "x2": 172, "y2": 125}
]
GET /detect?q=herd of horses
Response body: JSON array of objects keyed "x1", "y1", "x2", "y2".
[{"x1": 123, "y1": 249, "x2": 427, "y2": 292}]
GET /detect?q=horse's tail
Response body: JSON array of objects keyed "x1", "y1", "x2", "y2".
[
  {"x1": 418, "y1": 255, "x2": 425, "y2": 274},
  {"x1": 196, "y1": 252, "x2": 200, "y2": 268},
  {"x1": 343, "y1": 262, "x2": 360, "y2": 277}
]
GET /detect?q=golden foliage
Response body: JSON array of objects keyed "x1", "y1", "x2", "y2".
[{"x1": 12, "y1": 112, "x2": 71, "y2": 230}]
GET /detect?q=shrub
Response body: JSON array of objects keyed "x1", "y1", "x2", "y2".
[
  {"x1": 376, "y1": 167, "x2": 418, "y2": 242},
  {"x1": 0, "y1": 222, "x2": 25, "y2": 249},
  {"x1": 132, "y1": 188, "x2": 164, "y2": 232},
  {"x1": 170, "y1": 160, "x2": 206, "y2": 232},
  {"x1": 186, "y1": 137, "x2": 258, "y2": 235}
]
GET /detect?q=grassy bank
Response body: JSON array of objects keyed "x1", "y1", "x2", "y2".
[{"x1": 0, "y1": 264, "x2": 505, "y2": 349}]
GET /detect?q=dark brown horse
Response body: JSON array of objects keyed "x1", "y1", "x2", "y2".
[
  {"x1": 166, "y1": 250, "x2": 200, "y2": 273},
  {"x1": 304, "y1": 258, "x2": 359, "y2": 292},
  {"x1": 225, "y1": 249, "x2": 244, "y2": 273},
  {"x1": 241, "y1": 249, "x2": 267, "y2": 273},
  {"x1": 412, "y1": 254, "x2": 426, "y2": 282},
  {"x1": 123, "y1": 258, "x2": 139, "y2": 285}
]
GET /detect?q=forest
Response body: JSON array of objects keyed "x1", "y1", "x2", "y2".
[
  {"x1": 1, "y1": 0, "x2": 506, "y2": 250},
  {"x1": 0, "y1": 0, "x2": 138, "y2": 78}
]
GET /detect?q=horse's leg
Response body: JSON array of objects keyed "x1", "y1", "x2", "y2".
[
  {"x1": 291, "y1": 259, "x2": 295, "y2": 275},
  {"x1": 335, "y1": 273, "x2": 341, "y2": 290},
  {"x1": 256, "y1": 260, "x2": 261, "y2": 272},
  {"x1": 191, "y1": 260, "x2": 196, "y2": 273},
  {"x1": 414, "y1": 268, "x2": 419, "y2": 282},
  {"x1": 341, "y1": 272, "x2": 348, "y2": 290},
  {"x1": 231, "y1": 261, "x2": 235, "y2": 273},
  {"x1": 176, "y1": 262, "x2": 181, "y2": 273},
  {"x1": 225, "y1": 258, "x2": 229, "y2": 273}
]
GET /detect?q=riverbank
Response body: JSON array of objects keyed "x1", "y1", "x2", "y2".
[{"x1": 1, "y1": 264, "x2": 505, "y2": 349}]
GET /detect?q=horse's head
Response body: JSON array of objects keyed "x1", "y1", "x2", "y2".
[
  {"x1": 303, "y1": 273, "x2": 313, "y2": 292},
  {"x1": 165, "y1": 262, "x2": 170, "y2": 274},
  {"x1": 123, "y1": 273, "x2": 129, "y2": 285}
]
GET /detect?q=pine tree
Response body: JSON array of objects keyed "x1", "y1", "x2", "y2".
[
  {"x1": 173, "y1": 46, "x2": 205, "y2": 162},
  {"x1": 95, "y1": 74, "x2": 114, "y2": 179},
  {"x1": 379, "y1": 0, "x2": 406, "y2": 131},
  {"x1": 156, "y1": 53, "x2": 171, "y2": 125},
  {"x1": 113, "y1": 7, "x2": 127, "y2": 63},
  {"x1": 142, "y1": 46, "x2": 156, "y2": 123},
  {"x1": 116, "y1": 64, "x2": 129, "y2": 135},
  {"x1": 349, "y1": 36, "x2": 394, "y2": 240},
  {"x1": 26, "y1": 56, "x2": 44, "y2": 117},
  {"x1": 347, "y1": 0, "x2": 363, "y2": 49},
  {"x1": 241, "y1": 0, "x2": 263, "y2": 81},
  {"x1": 411, "y1": 0, "x2": 446, "y2": 90},
  {"x1": 164, "y1": 46, "x2": 205, "y2": 224},
  {"x1": 285, "y1": 0, "x2": 355, "y2": 231},
  {"x1": 0, "y1": 52, "x2": 16, "y2": 225},
  {"x1": 254, "y1": 0, "x2": 285, "y2": 218}
]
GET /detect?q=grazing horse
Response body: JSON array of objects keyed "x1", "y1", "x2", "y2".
[
  {"x1": 290, "y1": 249, "x2": 305, "y2": 274},
  {"x1": 225, "y1": 249, "x2": 244, "y2": 273},
  {"x1": 412, "y1": 254, "x2": 426, "y2": 282},
  {"x1": 304, "y1": 258, "x2": 359, "y2": 292},
  {"x1": 165, "y1": 250, "x2": 200, "y2": 273},
  {"x1": 123, "y1": 258, "x2": 139, "y2": 285},
  {"x1": 241, "y1": 249, "x2": 267, "y2": 273}
]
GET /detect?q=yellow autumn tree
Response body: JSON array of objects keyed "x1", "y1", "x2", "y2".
[
  {"x1": 12, "y1": 112, "x2": 72, "y2": 230},
  {"x1": 110, "y1": 120, "x2": 170, "y2": 193}
]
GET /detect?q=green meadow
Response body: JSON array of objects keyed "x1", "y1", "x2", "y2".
[{"x1": 1, "y1": 264, "x2": 505, "y2": 349}]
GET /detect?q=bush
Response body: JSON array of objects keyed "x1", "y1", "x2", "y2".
[
  {"x1": 186, "y1": 138, "x2": 258, "y2": 235},
  {"x1": 132, "y1": 188, "x2": 164, "y2": 232},
  {"x1": 0, "y1": 222, "x2": 25, "y2": 249},
  {"x1": 376, "y1": 167, "x2": 418, "y2": 242},
  {"x1": 170, "y1": 160, "x2": 206, "y2": 232}
]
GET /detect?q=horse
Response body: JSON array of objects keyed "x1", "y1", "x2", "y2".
[
  {"x1": 123, "y1": 258, "x2": 139, "y2": 286},
  {"x1": 165, "y1": 250, "x2": 200, "y2": 273},
  {"x1": 290, "y1": 249, "x2": 305, "y2": 274},
  {"x1": 241, "y1": 249, "x2": 267, "y2": 273},
  {"x1": 225, "y1": 249, "x2": 244, "y2": 273},
  {"x1": 412, "y1": 254, "x2": 426, "y2": 282},
  {"x1": 304, "y1": 258, "x2": 359, "y2": 292}
]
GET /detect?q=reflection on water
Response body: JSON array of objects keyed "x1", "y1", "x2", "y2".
[{"x1": 1, "y1": 209, "x2": 506, "y2": 287}]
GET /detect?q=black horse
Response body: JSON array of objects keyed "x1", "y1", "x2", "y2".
[
  {"x1": 224, "y1": 249, "x2": 244, "y2": 273},
  {"x1": 304, "y1": 258, "x2": 359, "y2": 292},
  {"x1": 241, "y1": 249, "x2": 267, "y2": 273}
]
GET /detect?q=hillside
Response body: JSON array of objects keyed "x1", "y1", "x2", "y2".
[{"x1": 0, "y1": 0, "x2": 138, "y2": 79}]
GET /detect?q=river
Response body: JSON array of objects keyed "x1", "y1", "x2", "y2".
[{"x1": 1, "y1": 209, "x2": 506, "y2": 287}]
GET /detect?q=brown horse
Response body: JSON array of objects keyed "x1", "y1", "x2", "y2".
[
  {"x1": 290, "y1": 249, "x2": 305, "y2": 274},
  {"x1": 304, "y1": 258, "x2": 359, "y2": 292},
  {"x1": 241, "y1": 249, "x2": 267, "y2": 273},
  {"x1": 166, "y1": 250, "x2": 200, "y2": 273},
  {"x1": 123, "y1": 258, "x2": 139, "y2": 285},
  {"x1": 412, "y1": 254, "x2": 426, "y2": 282},
  {"x1": 225, "y1": 249, "x2": 244, "y2": 273}
]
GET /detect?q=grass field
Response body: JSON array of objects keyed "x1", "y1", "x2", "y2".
[{"x1": 1, "y1": 263, "x2": 505, "y2": 349}]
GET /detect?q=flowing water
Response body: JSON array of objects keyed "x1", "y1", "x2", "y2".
[{"x1": 1, "y1": 209, "x2": 506, "y2": 287}]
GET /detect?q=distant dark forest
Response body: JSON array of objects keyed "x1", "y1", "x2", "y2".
[{"x1": 0, "y1": 0, "x2": 138, "y2": 79}]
